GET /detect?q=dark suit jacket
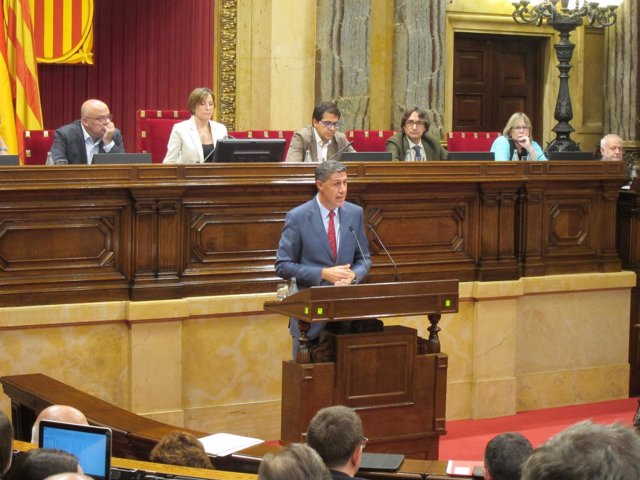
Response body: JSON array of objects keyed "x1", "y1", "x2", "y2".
[
  {"x1": 51, "y1": 120, "x2": 125, "y2": 164},
  {"x1": 331, "y1": 470, "x2": 366, "y2": 480},
  {"x1": 275, "y1": 197, "x2": 371, "y2": 338},
  {"x1": 285, "y1": 125, "x2": 355, "y2": 162},
  {"x1": 385, "y1": 131, "x2": 447, "y2": 161}
]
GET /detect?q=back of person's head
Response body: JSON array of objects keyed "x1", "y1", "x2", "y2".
[
  {"x1": 483, "y1": 432, "x2": 533, "y2": 480},
  {"x1": 306, "y1": 405, "x2": 363, "y2": 469},
  {"x1": 149, "y1": 430, "x2": 213, "y2": 469},
  {"x1": 521, "y1": 420, "x2": 640, "y2": 480},
  {"x1": 258, "y1": 443, "x2": 331, "y2": 480},
  {"x1": 5, "y1": 448, "x2": 80, "y2": 480},
  {"x1": 0, "y1": 410, "x2": 13, "y2": 476},
  {"x1": 315, "y1": 159, "x2": 347, "y2": 182},
  {"x1": 44, "y1": 473, "x2": 93, "y2": 480},
  {"x1": 31, "y1": 405, "x2": 88, "y2": 445},
  {"x1": 312, "y1": 102, "x2": 341, "y2": 122}
]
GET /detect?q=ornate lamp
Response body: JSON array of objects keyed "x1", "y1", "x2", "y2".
[{"x1": 511, "y1": 0, "x2": 624, "y2": 153}]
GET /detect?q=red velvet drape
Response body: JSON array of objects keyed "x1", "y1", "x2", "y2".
[{"x1": 38, "y1": 0, "x2": 214, "y2": 152}]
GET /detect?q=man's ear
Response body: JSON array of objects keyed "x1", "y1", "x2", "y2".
[{"x1": 351, "y1": 445, "x2": 363, "y2": 467}]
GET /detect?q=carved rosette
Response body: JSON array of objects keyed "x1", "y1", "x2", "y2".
[{"x1": 217, "y1": 0, "x2": 237, "y2": 130}]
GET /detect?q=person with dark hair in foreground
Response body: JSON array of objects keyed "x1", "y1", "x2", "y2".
[
  {"x1": 0, "y1": 410, "x2": 13, "y2": 478},
  {"x1": 285, "y1": 102, "x2": 355, "y2": 162},
  {"x1": 521, "y1": 420, "x2": 640, "y2": 480},
  {"x1": 306, "y1": 405, "x2": 366, "y2": 479},
  {"x1": 5, "y1": 448, "x2": 81, "y2": 480},
  {"x1": 258, "y1": 443, "x2": 331, "y2": 480},
  {"x1": 385, "y1": 106, "x2": 447, "y2": 161},
  {"x1": 483, "y1": 432, "x2": 533, "y2": 480},
  {"x1": 150, "y1": 430, "x2": 213, "y2": 469}
]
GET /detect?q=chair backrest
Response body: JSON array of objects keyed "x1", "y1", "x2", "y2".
[
  {"x1": 135, "y1": 110, "x2": 192, "y2": 162},
  {"x1": 24, "y1": 130, "x2": 56, "y2": 165},
  {"x1": 230, "y1": 130, "x2": 294, "y2": 159},
  {"x1": 446, "y1": 131, "x2": 501, "y2": 152},
  {"x1": 347, "y1": 130, "x2": 396, "y2": 152}
]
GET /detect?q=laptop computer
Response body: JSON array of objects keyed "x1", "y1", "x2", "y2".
[
  {"x1": 447, "y1": 151, "x2": 495, "y2": 161},
  {"x1": 359, "y1": 452, "x2": 405, "y2": 472},
  {"x1": 39, "y1": 420, "x2": 113, "y2": 480},
  {"x1": 0, "y1": 154, "x2": 20, "y2": 165},
  {"x1": 547, "y1": 151, "x2": 595, "y2": 160},
  {"x1": 340, "y1": 151, "x2": 392, "y2": 162},
  {"x1": 92, "y1": 153, "x2": 153, "y2": 164}
]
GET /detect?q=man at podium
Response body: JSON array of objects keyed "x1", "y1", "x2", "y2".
[{"x1": 275, "y1": 160, "x2": 371, "y2": 357}]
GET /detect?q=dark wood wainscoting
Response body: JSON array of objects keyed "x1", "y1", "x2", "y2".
[{"x1": 0, "y1": 161, "x2": 627, "y2": 306}]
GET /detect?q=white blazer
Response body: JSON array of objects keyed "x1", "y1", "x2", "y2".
[{"x1": 162, "y1": 116, "x2": 228, "y2": 164}]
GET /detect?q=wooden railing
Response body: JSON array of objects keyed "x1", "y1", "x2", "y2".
[{"x1": 0, "y1": 161, "x2": 627, "y2": 306}]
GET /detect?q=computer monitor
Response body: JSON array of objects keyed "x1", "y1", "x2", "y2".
[
  {"x1": 92, "y1": 153, "x2": 153, "y2": 164},
  {"x1": 39, "y1": 420, "x2": 112, "y2": 480},
  {"x1": 212, "y1": 139, "x2": 285, "y2": 163},
  {"x1": 547, "y1": 151, "x2": 595, "y2": 160},
  {"x1": 447, "y1": 151, "x2": 495, "y2": 161},
  {"x1": 0, "y1": 155, "x2": 20, "y2": 166},
  {"x1": 340, "y1": 152, "x2": 392, "y2": 162}
]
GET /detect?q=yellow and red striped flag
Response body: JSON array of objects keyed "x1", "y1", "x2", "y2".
[
  {"x1": 0, "y1": 5, "x2": 18, "y2": 155},
  {"x1": 4, "y1": 0, "x2": 44, "y2": 162}
]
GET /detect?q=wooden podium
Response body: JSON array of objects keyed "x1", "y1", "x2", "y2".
[{"x1": 264, "y1": 280, "x2": 459, "y2": 459}]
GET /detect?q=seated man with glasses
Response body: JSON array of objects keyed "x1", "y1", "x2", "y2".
[
  {"x1": 385, "y1": 106, "x2": 447, "y2": 161},
  {"x1": 306, "y1": 405, "x2": 368, "y2": 480},
  {"x1": 490, "y1": 112, "x2": 546, "y2": 161},
  {"x1": 50, "y1": 99, "x2": 125, "y2": 164},
  {"x1": 285, "y1": 101, "x2": 355, "y2": 162}
]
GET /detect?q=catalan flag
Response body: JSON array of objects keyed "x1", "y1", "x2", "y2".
[
  {"x1": 0, "y1": 5, "x2": 18, "y2": 155},
  {"x1": 4, "y1": 0, "x2": 44, "y2": 162}
]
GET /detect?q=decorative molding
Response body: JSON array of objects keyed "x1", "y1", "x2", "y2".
[{"x1": 217, "y1": 0, "x2": 238, "y2": 130}]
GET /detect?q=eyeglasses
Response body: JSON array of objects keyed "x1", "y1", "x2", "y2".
[
  {"x1": 361, "y1": 437, "x2": 368, "y2": 449},
  {"x1": 320, "y1": 120, "x2": 343, "y2": 129},
  {"x1": 84, "y1": 114, "x2": 112, "y2": 123},
  {"x1": 512, "y1": 125, "x2": 529, "y2": 131},
  {"x1": 406, "y1": 120, "x2": 426, "y2": 127}
]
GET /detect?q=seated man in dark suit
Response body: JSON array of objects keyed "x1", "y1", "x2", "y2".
[
  {"x1": 50, "y1": 99, "x2": 125, "y2": 164},
  {"x1": 306, "y1": 405, "x2": 367, "y2": 480}
]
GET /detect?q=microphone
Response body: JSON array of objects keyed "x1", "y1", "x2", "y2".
[
  {"x1": 368, "y1": 224, "x2": 399, "y2": 282},
  {"x1": 328, "y1": 141, "x2": 354, "y2": 161},
  {"x1": 349, "y1": 226, "x2": 370, "y2": 279}
]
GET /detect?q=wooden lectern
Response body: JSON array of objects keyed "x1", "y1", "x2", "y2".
[{"x1": 264, "y1": 280, "x2": 459, "y2": 459}]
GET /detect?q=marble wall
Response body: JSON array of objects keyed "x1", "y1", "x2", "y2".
[{"x1": 0, "y1": 272, "x2": 633, "y2": 441}]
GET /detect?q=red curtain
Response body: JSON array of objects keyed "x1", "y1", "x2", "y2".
[{"x1": 38, "y1": 0, "x2": 214, "y2": 152}]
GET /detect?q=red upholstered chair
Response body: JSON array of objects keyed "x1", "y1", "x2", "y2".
[
  {"x1": 135, "y1": 109, "x2": 192, "y2": 162},
  {"x1": 347, "y1": 130, "x2": 396, "y2": 152},
  {"x1": 24, "y1": 130, "x2": 55, "y2": 165},
  {"x1": 446, "y1": 131, "x2": 501, "y2": 152}
]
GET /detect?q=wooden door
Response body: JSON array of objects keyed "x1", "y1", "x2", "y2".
[{"x1": 453, "y1": 33, "x2": 545, "y2": 143}]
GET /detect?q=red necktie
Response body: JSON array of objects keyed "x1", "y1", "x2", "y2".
[{"x1": 328, "y1": 210, "x2": 337, "y2": 260}]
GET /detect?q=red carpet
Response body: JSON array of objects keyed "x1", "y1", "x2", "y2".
[{"x1": 439, "y1": 397, "x2": 638, "y2": 461}]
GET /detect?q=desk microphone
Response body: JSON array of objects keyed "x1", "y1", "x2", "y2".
[
  {"x1": 368, "y1": 224, "x2": 399, "y2": 282},
  {"x1": 328, "y1": 141, "x2": 354, "y2": 161},
  {"x1": 349, "y1": 226, "x2": 371, "y2": 276}
]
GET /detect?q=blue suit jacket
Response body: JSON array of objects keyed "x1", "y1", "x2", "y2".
[
  {"x1": 275, "y1": 197, "x2": 371, "y2": 340},
  {"x1": 51, "y1": 120, "x2": 125, "y2": 164}
]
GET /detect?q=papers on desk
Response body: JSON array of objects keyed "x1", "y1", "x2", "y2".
[
  {"x1": 446, "y1": 460, "x2": 483, "y2": 477},
  {"x1": 198, "y1": 433, "x2": 264, "y2": 457}
]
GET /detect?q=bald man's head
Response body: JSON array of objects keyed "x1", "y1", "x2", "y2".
[
  {"x1": 31, "y1": 405, "x2": 89, "y2": 444},
  {"x1": 45, "y1": 473, "x2": 93, "y2": 480}
]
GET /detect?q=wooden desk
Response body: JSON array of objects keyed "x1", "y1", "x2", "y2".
[
  {"x1": 0, "y1": 161, "x2": 627, "y2": 306},
  {"x1": 1, "y1": 373, "x2": 208, "y2": 460}
]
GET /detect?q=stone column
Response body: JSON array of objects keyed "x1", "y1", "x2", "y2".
[
  {"x1": 316, "y1": 0, "x2": 372, "y2": 129},
  {"x1": 391, "y1": 0, "x2": 446, "y2": 134}
]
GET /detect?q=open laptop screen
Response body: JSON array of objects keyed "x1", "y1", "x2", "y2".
[{"x1": 39, "y1": 420, "x2": 112, "y2": 480}]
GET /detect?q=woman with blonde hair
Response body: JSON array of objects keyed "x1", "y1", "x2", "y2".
[{"x1": 490, "y1": 112, "x2": 546, "y2": 161}]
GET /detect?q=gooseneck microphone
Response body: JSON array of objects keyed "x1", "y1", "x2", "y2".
[
  {"x1": 368, "y1": 224, "x2": 399, "y2": 282},
  {"x1": 349, "y1": 226, "x2": 370, "y2": 278},
  {"x1": 328, "y1": 141, "x2": 355, "y2": 161}
]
